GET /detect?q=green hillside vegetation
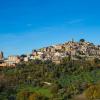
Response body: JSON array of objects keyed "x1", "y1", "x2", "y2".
[{"x1": 0, "y1": 57, "x2": 100, "y2": 100}]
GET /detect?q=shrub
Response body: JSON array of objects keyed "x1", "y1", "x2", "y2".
[{"x1": 84, "y1": 84, "x2": 100, "y2": 100}]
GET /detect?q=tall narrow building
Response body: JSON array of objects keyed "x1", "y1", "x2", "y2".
[{"x1": 0, "y1": 51, "x2": 4, "y2": 60}]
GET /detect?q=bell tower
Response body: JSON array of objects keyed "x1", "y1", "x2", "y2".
[{"x1": 0, "y1": 51, "x2": 4, "y2": 60}]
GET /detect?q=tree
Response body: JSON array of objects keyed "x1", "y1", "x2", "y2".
[
  {"x1": 50, "y1": 84, "x2": 59, "y2": 95},
  {"x1": 16, "y1": 91, "x2": 31, "y2": 100},
  {"x1": 29, "y1": 93, "x2": 48, "y2": 100},
  {"x1": 94, "y1": 58, "x2": 100, "y2": 64},
  {"x1": 80, "y1": 39, "x2": 85, "y2": 42},
  {"x1": 29, "y1": 93, "x2": 39, "y2": 100},
  {"x1": 84, "y1": 84, "x2": 100, "y2": 100}
]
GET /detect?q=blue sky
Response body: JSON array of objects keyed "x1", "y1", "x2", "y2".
[{"x1": 0, "y1": 0, "x2": 100, "y2": 57}]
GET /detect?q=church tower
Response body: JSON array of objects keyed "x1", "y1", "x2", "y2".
[{"x1": 0, "y1": 51, "x2": 4, "y2": 60}]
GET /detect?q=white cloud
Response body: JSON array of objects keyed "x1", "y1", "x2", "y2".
[{"x1": 67, "y1": 19, "x2": 83, "y2": 24}]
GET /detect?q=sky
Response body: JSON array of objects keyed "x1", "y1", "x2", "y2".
[{"x1": 0, "y1": 0, "x2": 100, "y2": 57}]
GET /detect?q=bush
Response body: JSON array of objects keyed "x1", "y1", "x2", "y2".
[
  {"x1": 29, "y1": 93, "x2": 48, "y2": 100},
  {"x1": 84, "y1": 84, "x2": 100, "y2": 100},
  {"x1": 16, "y1": 90, "x2": 31, "y2": 100}
]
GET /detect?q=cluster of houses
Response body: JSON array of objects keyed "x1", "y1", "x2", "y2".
[
  {"x1": 1, "y1": 39, "x2": 100, "y2": 67},
  {"x1": 31, "y1": 40, "x2": 100, "y2": 63},
  {"x1": 0, "y1": 54, "x2": 20, "y2": 67}
]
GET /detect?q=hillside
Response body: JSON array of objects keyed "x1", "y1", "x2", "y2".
[{"x1": 0, "y1": 55, "x2": 100, "y2": 99}]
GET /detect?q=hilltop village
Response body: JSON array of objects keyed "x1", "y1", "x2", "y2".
[{"x1": 1, "y1": 39, "x2": 100, "y2": 67}]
